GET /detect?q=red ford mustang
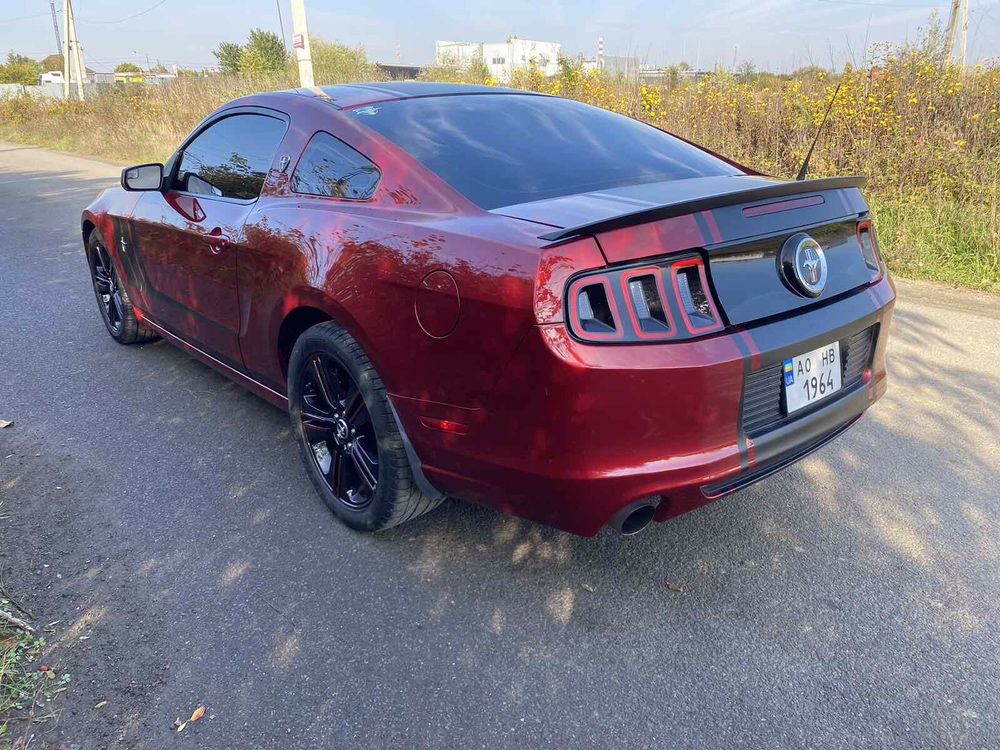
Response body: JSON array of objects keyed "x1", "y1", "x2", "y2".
[{"x1": 81, "y1": 82, "x2": 894, "y2": 536}]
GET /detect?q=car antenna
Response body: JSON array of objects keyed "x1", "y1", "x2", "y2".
[{"x1": 796, "y1": 81, "x2": 843, "y2": 181}]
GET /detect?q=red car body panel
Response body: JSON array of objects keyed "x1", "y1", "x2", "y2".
[{"x1": 82, "y1": 84, "x2": 894, "y2": 536}]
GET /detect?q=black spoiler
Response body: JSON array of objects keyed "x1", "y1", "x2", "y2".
[{"x1": 538, "y1": 175, "x2": 866, "y2": 243}]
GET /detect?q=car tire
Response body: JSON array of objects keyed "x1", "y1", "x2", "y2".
[
  {"x1": 86, "y1": 229, "x2": 159, "y2": 345},
  {"x1": 288, "y1": 321, "x2": 443, "y2": 531}
]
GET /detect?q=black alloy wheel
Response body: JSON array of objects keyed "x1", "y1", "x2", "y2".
[
  {"x1": 91, "y1": 240, "x2": 125, "y2": 335},
  {"x1": 288, "y1": 322, "x2": 443, "y2": 531},
  {"x1": 86, "y1": 230, "x2": 158, "y2": 345},
  {"x1": 299, "y1": 352, "x2": 380, "y2": 510}
]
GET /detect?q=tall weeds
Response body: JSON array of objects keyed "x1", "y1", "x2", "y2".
[{"x1": 1, "y1": 36, "x2": 996, "y2": 291}]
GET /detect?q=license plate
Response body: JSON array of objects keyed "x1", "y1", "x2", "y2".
[{"x1": 783, "y1": 341, "x2": 842, "y2": 414}]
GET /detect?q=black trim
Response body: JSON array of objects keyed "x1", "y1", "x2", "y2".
[
  {"x1": 706, "y1": 381, "x2": 872, "y2": 499},
  {"x1": 538, "y1": 176, "x2": 867, "y2": 242},
  {"x1": 703, "y1": 417, "x2": 859, "y2": 498},
  {"x1": 386, "y1": 401, "x2": 445, "y2": 502}
]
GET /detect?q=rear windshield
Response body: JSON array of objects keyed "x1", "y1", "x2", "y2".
[{"x1": 351, "y1": 94, "x2": 743, "y2": 210}]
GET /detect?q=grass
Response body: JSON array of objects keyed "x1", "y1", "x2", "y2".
[
  {"x1": 0, "y1": 532, "x2": 69, "y2": 748},
  {"x1": 1, "y1": 33, "x2": 997, "y2": 294},
  {"x1": 0, "y1": 623, "x2": 69, "y2": 748}
]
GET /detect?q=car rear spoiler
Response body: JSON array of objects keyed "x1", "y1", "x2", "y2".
[{"x1": 538, "y1": 175, "x2": 867, "y2": 243}]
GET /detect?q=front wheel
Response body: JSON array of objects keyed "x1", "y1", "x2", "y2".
[
  {"x1": 288, "y1": 322, "x2": 443, "y2": 531},
  {"x1": 86, "y1": 230, "x2": 158, "y2": 345}
]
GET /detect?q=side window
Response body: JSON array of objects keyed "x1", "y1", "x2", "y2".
[
  {"x1": 176, "y1": 114, "x2": 286, "y2": 200},
  {"x1": 290, "y1": 132, "x2": 380, "y2": 200}
]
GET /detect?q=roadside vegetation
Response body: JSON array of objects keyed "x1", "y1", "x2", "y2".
[
  {"x1": 0, "y1": 24, "x2": 996, "y2": 293},
  {"x1": 1, "y1": 572, "x2": 69, "y2": 747}
]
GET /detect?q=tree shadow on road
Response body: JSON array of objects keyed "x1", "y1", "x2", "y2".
[{"x1": 2, "y1": 155, "x2": 996, "y2": 747}]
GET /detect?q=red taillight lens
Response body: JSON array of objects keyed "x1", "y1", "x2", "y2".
[
  {"x1": 856, "y1": 219, "x2": 882, "y2": 277},
  {"x1": 566, "y1": 255, "x2": 723, "y2": 343}
]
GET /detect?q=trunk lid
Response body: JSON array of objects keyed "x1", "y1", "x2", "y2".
[{"x1": 494, "y1": 175, "x2": 876, "y2": 327}]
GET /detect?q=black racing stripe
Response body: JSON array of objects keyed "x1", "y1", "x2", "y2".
[
  {"x1": 730, "y1": 331, "x2": 753, "y2": 471},
  {"x1": 692, "y1": 212, "x2": 715, "y2": 246}
]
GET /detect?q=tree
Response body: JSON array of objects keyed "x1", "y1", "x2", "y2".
[
  {"x1": 0, "y1": 52, "x2": 42, "y2": 85},
  {"x1": 114, "y1": 62, "x2": 142, "y2": 73},
  {"x1": 40, "y1": 53, "x2": 63, "y2": 72},
  {"x1": 238, "y1": 28, "x2": 287, "y2": 75},
  {"x1": 311, "y1": 38, "x2": 369, "y2": 83},
  {"x1": 737, "y1": 60, "x2": 757, "y2": 83},
  {"x1": 213, "y1": 41, "x2": 243, "y2": 75}
]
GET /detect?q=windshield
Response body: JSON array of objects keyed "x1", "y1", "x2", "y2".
[{"x1": 351, "y1": 94, "x2": 743, "y2": 210}]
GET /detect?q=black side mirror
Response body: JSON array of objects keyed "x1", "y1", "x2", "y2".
[{"x1": 121, "y1": 163, "x2": 164, "y2": 191}]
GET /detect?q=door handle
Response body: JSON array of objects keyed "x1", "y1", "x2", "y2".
[{"x1": 208, "y1": 227, "x2": 232, "y2": 255}]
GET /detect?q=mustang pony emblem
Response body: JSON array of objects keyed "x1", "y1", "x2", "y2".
[{"x1": 781, "y1": 234, "x2": 829, "y2": 297}]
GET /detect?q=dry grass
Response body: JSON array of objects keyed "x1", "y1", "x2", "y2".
[{"x1": 1, "y1": 37, "x2": 997, "y2": 292}]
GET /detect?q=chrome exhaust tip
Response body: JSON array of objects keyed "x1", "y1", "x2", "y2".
[{"x1": 609, "y1": 498, "x2": 659, "y2": 535}]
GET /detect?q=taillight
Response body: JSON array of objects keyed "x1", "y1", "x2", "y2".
[
  {"x1": 620, "y1": 267, "x2": 676, "y2": 340},
  {"x1": 670, "y1": 257, "x2": 723, "y2": 334},
  {"x1": 566, "y1": 255, "x2": 723, "y2": 343},
  {"x1": 856, "y1": 219, "x2": 882, "y2": 277},
  {"x1": 567, "y1": 276, "x2": 623, "y2": 341}
]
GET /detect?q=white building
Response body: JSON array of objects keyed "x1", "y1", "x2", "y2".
[
  {"x1": 435, "y1": 37, "x2": 561, "y2": 81},
  {"x1": 435, "y1": 40, "x2": 482, "y2": 68}
]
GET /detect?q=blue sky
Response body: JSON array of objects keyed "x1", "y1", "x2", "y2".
[{"x1": 1, "y1": 0, "x2": 997, "y2": 73}]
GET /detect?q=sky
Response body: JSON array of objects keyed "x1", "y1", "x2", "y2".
[{"x1": 1, "y1": 0, "x2": 997, "y2": 74}]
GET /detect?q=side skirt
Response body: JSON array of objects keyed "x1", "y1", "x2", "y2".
[{"x1": 139, "y1": 314, "x2": 289, "y2": 410}]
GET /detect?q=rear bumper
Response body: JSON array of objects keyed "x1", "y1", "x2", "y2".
[{"x1": 402, "y1": 275, "x2": 895, "y2": 536}]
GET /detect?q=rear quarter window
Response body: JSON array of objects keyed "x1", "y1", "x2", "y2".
[
  {"x1": 351, "y1": 94, "x2": 742, "y2": 209},
  {"x1": 291, "y1": 132, "x2": 381, "y2": 200}
]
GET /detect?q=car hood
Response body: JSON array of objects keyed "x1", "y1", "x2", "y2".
[{"x1": 490, "y1": 174, "x2": 784, "y2": 229}]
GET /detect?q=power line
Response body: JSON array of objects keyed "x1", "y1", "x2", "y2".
[
  {"x1": 77, "y1": 0, "x2": 169, "y2": 25},
  {"x1": 0, "y1": 10, "x2": 61, "y2": 24}
]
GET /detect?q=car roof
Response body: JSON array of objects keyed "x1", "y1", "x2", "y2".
[{"x1": 281, "y1": 81, "x2": 546, "y2": 110}]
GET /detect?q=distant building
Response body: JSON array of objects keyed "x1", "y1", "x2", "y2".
[
  {"x1": 435, "y1": 37, "x2": 561, "y2": 81},
  {"x1": 111, "y1": 71, "x2": 178, "y2": 85},
  {"x1": 375, "y1": 63, "x2": 424, "y2": 80},
  {"x1": 435, "y1": 41, "x2": 482, "y2": 68},
  {"x1": 577, "y1": 37, "x2": 642, "y2": 80}
]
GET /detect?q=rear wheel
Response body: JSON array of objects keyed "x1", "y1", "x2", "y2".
[
  {"x1": 288, "y1": 322, "x2": 443, "y2": 531},
  {"x1": 87, "y1": 230, "x2": 158, "y2": 345}
]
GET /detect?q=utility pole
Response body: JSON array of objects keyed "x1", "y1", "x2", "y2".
[
  {"x1": 944, "y1": 0, "x2": 961, "y2": 59},
  {"x1": 958, "y1": 0, "x2": 970, "y2": 70},
  {"x1": 48, "y1": 1, "x2": 62, "y2": 55},
  {"x1": 289, "y1": 0, "x2": 315, "y2": 88},
  {"x1": 69, "y1": 0, "x2": 85, "y2": 99},
  {"x1": 62, "y1": 0, "x2": 85, "y2": 100},
  {"x1": 63, "y1": 0, "x2": 70, "y2": 98}
]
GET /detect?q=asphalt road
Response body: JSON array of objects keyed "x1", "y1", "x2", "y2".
[{"x1": 1, "y1": 142, "x2": 997, "y2": 750}]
